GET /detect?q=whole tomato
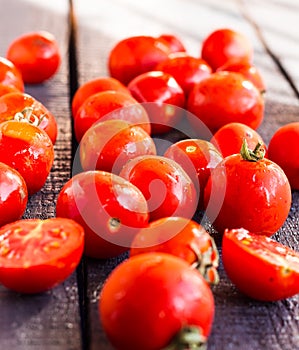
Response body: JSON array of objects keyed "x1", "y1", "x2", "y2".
[
  {"x1": 56, "y1": 170, "x2": 149, "y2": 259},
  {"x1": 130, "y1": 216, "x2": 219, "y2": 284},
  {"x1": 99, "y1": 252, "x2": 215, "y2": 350},
  {"x1": 0, "y1": 162, "x2": 28, "y2": 227},
  {"x1": 0, "y1": 218, "x2": 84, "y2": 294},
  {"x1": 127, "y1": 71, "x2": 185, "y2": 134},
  {"x1": 156, "y1": 34, "x2": 186, "y2": 53},
  {"x1": 267, "y1": 122, "x2": 299, "y2": 190},
  {"x1": 204, "y1": 140, "x2": 291, "y2": 236},
  {"x1": 210, "y1": 122, "x2": 267, "y2": 158},
  {"x1": 80, "y1": 119, "x2": 156, "y2": 174},
  {"x1": 187, "y1": 71, "x2": 264, "y2": 136},
  {"x1": 0, "y1": 92, "x2": 58, "y2": 144},
  {"x1": 156, "y1": 52, "x2": 212, "y2": 97},
  {"x1": 71, "y1": 76, "x2": 130, "y2": 118},
  {"x1": 0, "y1": 120, "x2": 54, "y2": 195},
  {"x1": 164, "y1": 138, "x2": 223, "y2": 209},
  {"x1": 119, "y1": 155, "x2": 197, "y2": 221},
  {"x1": 201, "y1": 28, "x2": 253, "y2": 71},
  {"x1": 6, "y1": 31, "x2": 61, "y2": 84},
  {"x1": 0, "y1": 56, "x2": 24, "y2": 91},
  {"x1": 108, "y1": 35, "x2": 171, "y2": 85},
  {"x1": 74, "y1": 90, "x2": 151, "y2": 142},
  {"x1": 222, "y1": 228, "x2": 299, "y2": 301}
]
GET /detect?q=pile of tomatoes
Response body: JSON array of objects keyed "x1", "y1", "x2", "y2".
[{"x1": 1, "y1": 26, "x2": 299, "y2": 350}]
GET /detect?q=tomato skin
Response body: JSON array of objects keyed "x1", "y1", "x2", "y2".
[
  {"x1": 0, "y1": 218, "x2": 84, "y2": 294},
  {"x1": 74, "y1": 90, "x2": 151, "y2": 142},
  {"x1": 201, "y1": 28, "x2": 253, "y2": 71},
  {"x1": 210, "y1": 122, "x2": 267, "y2": 158},
  {"x1": 80, "y1": 119, "x2": 156, "y2": 174},
  {"x1": 0, "y1": 56, "x2": 24, "y2": 91},
  {"x1": 119, "y1": 155, "x2": 197, "y2": 221},
  {"x1": 130, "y1": 216, "x2": 219, "y2": 284},
  {"x1": 222, "y1": 228, "x2": 299, "y2": 301},
  {"x1": 204, "y1": 153, "x2": 291, "y2": 236},
  {"x1": 0, "y1": 120, "x2": 54, "y2": 195},
  {"x1": 108, "y1": 35, "x2": 171, "y2": 85},
  {"x1": 187, "y1": 71, "x2": 264, "y2": 135},
  {"x1": 164, "y1": 138, "x2": 223, "y2": 209},
  {"x1": 267, "y1": 122, "x2": 299, "y2": 190},
  {"x1": 6, "y1": 31, "x2": 61, "y2": 84},
  {"x1": 128, "y1": 71, "x2": 185, "y2": 134},
  {"x1": 156, "y1": 34, "x2": 186, "y2": 53},
  {"x1": 0, "y1": 92, "x2": 58, "y2": 144},
  {"x1": 56, "y1": 170, "x2": 149, "y2": 259},
  {"x1": 156, "y1": 52, "x2": 212, "y2": 97},
  {"x1": 0, "y1": 162, "x2": 28, "y2": 227},
  {"x1": 71, "y1": 76, "x2": 130, "y2": 118},
  {"x1": 99, "y1": 252, "x2": 214, "y2": 350},
  {"x1": 0, "y1": 83, "x2": 20, "y2": 97}
]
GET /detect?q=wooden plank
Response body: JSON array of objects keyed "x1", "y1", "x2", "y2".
[{"x1": 0, "y1": 1, "x2": 82, "y2": 349}]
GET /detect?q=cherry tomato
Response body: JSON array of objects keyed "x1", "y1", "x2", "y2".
[
  {"x1": 0, "y1": 83, "x2": 20, "y2": 97},
  {"x1": 74, "y1": 90, "x2": 151, "y2": 142},
  {"x1": 56, "y1": 170, "x2": 149, "y2": 259},
  {"x1": 164, "y1": 138, "x2": 223, "y2": 209},
  {"x1": 210, "y1": 122, "x2": 267, "y2": 158},
  {"x1": 156, "y1": 34, "x2": 186, "y2": 53},
  {"x1": 0, "y1": 162, "x2": 28, "y2": 227},
  {"x1": 108, "y1": 35, "x2": 171, "y2": 85},
  {"x1": 0, "y1": 120, "x2": 54, "y2": 195},
  {"x1": 267, "y1": 122, "x2": 299, "y2": 190},
  {"x1": 6, "y1": 31, "x2": 61, "y2": 84},
  {"x1": 0, "y1": 56, "x2": 24, "y2": 91},
  {"x1": 71, "y1": 76, "x2": 130, "y2": 118},
  {"x1": 0, "y1": 218, "x2": 84, "y2": 294},
  {"x1": 99, "y1": 252, "x2": 214, "y2": 350},
  {"x1": 217, "y1": 58, "x2": 266, "y2": 93},
  {"x1": 156, "y1": 52, "x2": 212, "y2": 97},
  {"x1": 80, "y1": 119, "x2": 156, "y2": 174},
  {"x1": 204, "y1": 140, "x2": 292, "y2": 236},
  {"x1": 222, "y1": 228, "x2": 299, "y2": 301},
  {"x1": 130, "y1": 216, "x2": 219, "y2": 284},
  {"x1": 187, "y1": 71, "x2": 264, "y2": 136},
  {"x1": 127, "y1": 71, "x2": 185, "y2": 134},
  {"x1": 201, "y1": 28, "x2": 253, "y2": 71},
  {"x1": 0, "y1": 92, "x2": 58, "y2": 144},
  {"x1": 119, "y1": 155, "x2": 197, "y2": 221}
]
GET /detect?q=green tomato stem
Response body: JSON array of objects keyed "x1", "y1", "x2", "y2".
[
  {"x1": 240, "y1": 139, "x2": 265, "y2": 162},
  {"x1": 163, "y1": 326, "x2": 207, "y2": 350}
]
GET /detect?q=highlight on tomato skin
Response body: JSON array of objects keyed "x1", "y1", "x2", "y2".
[
  {"x1": 0, "y1": 218, "x2": 85, "y2": 294},
  {"x1": 222, "y1": 228, "x2": 299, "y2": 301}
]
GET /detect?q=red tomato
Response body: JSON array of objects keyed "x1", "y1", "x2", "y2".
[
  {"x1": 156, "y1": 52, "x2": 212, "y2": 97},
  {"x1": 204, "y1": 140, "x2": 291, "y2": 236},
  {"x1": 187, "y1": 71, "x2": 264, "y2": 136},
  {"x1": 0, "y1": 56, "x2": 24, "y2": 91},
  {"x1": 0, "y1": 83, "x2": 20, "y2": 97},
  {"x1": 0, "y1": 162, "x2": 28, "y2": 227},
  {"x1": 56, "y1": 170, "x2": 149, "y2": 259},
  {"x1": 130, "y1": 216, "x2": 219, "y2": 284},
  {"x1": 6, "y1": 31, "x2": 61, "y2": 84},
  {"x1": 217, "y1": 58, "x2": 266, "y2": 93},
  {"x1": 156, "y1": 34, "x2": 186, "y2": 53},
  {"x1": 222, "y1": 228, "x2": 299, "y2": 301},
  {"x1": 164, "y1": 138, "x2": 223, "y2": 209},
  {"x1": 71, "y1": 76, "x2": 130, "y2": 118},
  {"x1": 210, "y1": 122, "x2": 267, "y2": 158},
  {"x1": 108, "y1": 35, "x2": 171, "y2": 85},
  {"x1": 99, "y1": 252, "x2": 214, "y2": 350},
  {"x1": 267, "y1": 122, "x2": 299, "y2": 190},
  {"x1": 0, "y1": 120, "x2": 54, "y2": 195},
  {"x1": 74, "y1": 90, "x2": 151, "y2": 142},
  {"x1": 127, "y1": 71, "x2": 185, "y2": 134},
  {"x1": 201, "y1": 28, "x2": 253, "y2": 71},
  {"x1": 0, "y1": 218, "x2": 84, "y2": 294},
  {"x1": 0, "y1": 92, "x2": 58, "y2": 144},
  {"x1": 80, "y1": 119, "x2": 156, "y2": 174},
  {"x1": 119, "y1": 155, "x2": 197, "y2": 221}
]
